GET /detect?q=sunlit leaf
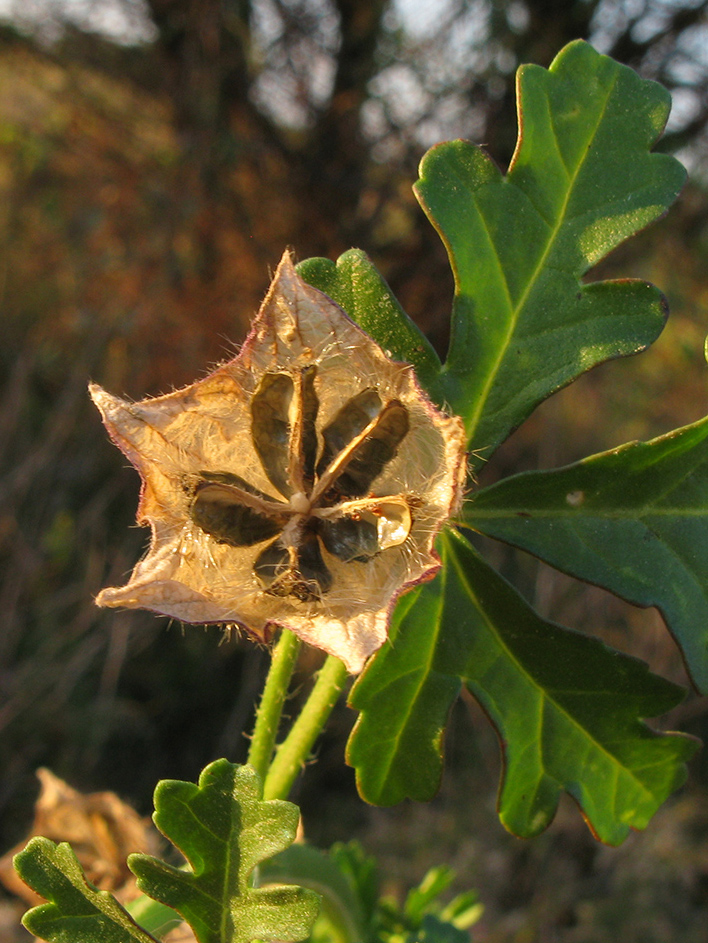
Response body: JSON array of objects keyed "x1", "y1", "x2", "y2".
[
  {"x1": 14, "y1": 838, "x2": 158, "y2": 943},
  {"x1": 128, "y1": 761, "x2": 320, "y2": 943},
  {"x1": 347, "y1": 582, "x2": 461, "y2": 805},
  {"x1": 348, "y1": 530, "x2": 697, "y2": 843},
  {"x1": 464, "y1": 413, "x2": 708, "y2": 692},
  {"x1": 414, "y1": 40, "x2": 685, "y2": 465}
]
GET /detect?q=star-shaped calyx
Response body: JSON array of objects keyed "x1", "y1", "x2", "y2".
[{"x1": 91, "y1": 252, "x2": 466, "y2": 673}]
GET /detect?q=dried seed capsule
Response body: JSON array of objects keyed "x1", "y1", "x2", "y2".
[{"x1": 90, "y1": 252, "x2": 467, "y2": 674}]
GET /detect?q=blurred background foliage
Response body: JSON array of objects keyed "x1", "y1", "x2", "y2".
[{"x1": 1, "y1": 0, "x2": 708, "y2": 939}]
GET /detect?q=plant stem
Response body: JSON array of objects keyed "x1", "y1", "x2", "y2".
[
  {"x1": 247, "y1": 628, "x2": 302, "y2": 783},
  {"x1": 263, "y1": 654, "x2": 349, "y2": 800}
]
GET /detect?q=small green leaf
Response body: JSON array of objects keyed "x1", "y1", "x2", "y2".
[
  {"x1": 437, "y1": 891, "x2": 483, "y2": 931},
  {"x1": 326, "y1": 841, "x2": 379, "y2": 930},
  {"x1": 403, "y1": 867, "x2": 455, "y2": 921},
  {"x1": 297, "y1": 249, "x2": 441, "y2": 389},
  {"x1": 414, "y1": 40, "x2": 684, "y2": 464},
  {"x1": 416, "y1": 913, "x2": 471, "y2": 943},
  {"x1": 260, "y1": 842, "x2": 367, "y2": 943},
  {"x1": 128, "y1": 761, "x2": 320, "y2": 943},
  {"x1": 371, "y1": 864, "x2": 480, "y2": 943},
  {"x1": 347, "y1": 530, "x2": 697, "y2": 843},
  {"x1": 14, "y1": 837, "x2": 158, "y2": 943},
  {"x1": 464, "y1": 414, "x2": 708, "y2": 692}
]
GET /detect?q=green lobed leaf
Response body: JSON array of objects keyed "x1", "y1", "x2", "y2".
[
  {"x1": 414, "y1": 40, "x2": 685, "y2": 466},
  {"x1": 463, "y1": 414, "x2": 708, "y2": 692},
  {"x1": 296, "y1": 249, "x2": 441, "y2": 390},
  {"x1": 347, "y1": 581, "x2": 462, "y2": 805},
  {"x1": 14, "y1": 837, "x2": 158, "y2": 943},
  {"x1": 128, "y1": 761, "x2": 320, "y2": 943},
  {"x1": 347, "y1": 529, "x2": 697, "y2": 843}
]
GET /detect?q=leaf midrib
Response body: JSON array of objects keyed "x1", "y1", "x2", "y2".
[
  {"x1": 369, "y1": 571, "x2": 450, "y2": 793},
  {"x1": 446, "y1": 535, "x2": 656, "y2": 802},
  {"x1": 459, "y1": 75, "x2": 617, "y2": 442}
]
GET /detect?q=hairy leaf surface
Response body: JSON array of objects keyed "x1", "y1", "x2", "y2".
[
  {"x1": 15, "y1": 838, "x2": 157, "y2": 943},
  {"x1": 128, "y1": 761, "x2": 319, "y2": 943},
  {"x1": 348, "y1": 530, "x2": 696, "y2": 843},
  {"x1": 464, "y1": 414, "x2": 708, "y2": 691},
  {"x1": 260, "y1": 843, "x2": 366, "y2": 943},
  {"x1": 414, "y1": 40, "x2": 684, "y2": 465}
]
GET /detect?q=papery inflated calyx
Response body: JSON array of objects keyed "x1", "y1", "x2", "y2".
[{"x1": 91, "y1": 252, "x2": 466, "y2": 672}]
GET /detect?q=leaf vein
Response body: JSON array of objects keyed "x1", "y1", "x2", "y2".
[{"x1": 466, "y1": 72, "x2": 618, "y2": 441}]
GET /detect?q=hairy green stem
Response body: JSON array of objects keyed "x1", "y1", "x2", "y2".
[
  {"x1": 263, "y1": 655, "x2": 349, "y2": 800},
  {"x1": 247, "y1": 629, "x2": 302, "y2": 783}
]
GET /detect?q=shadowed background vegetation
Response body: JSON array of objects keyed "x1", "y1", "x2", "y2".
[{"x1": 1, "y1": 1, "x2": 708, "y2": 939}]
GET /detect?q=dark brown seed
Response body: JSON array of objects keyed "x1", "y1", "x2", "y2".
[
  {"x1": 195, "y1": 470, "x2": 278, "y2": 502},
  {"x1": 191, "y1": 483, "x2": 283, "y2": 547},
  {"x1": 253, "y1": 539, "x2": 292, "y2": 590},
  {"x1": 317, "y1": 389, "x2": 382, "y2": 478},
  {"x1": 251, "y1": 373, "x2": 294, "y2": 498},
  {"x1": 254, "y1": 530, "x2": 332, "y2": 599},
  {"x1": 318, "y1": 515, "x2": 379, "y2": 562},
  {"x1": 329, "y1": 401, "x2": 409, "y2": 498}
]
